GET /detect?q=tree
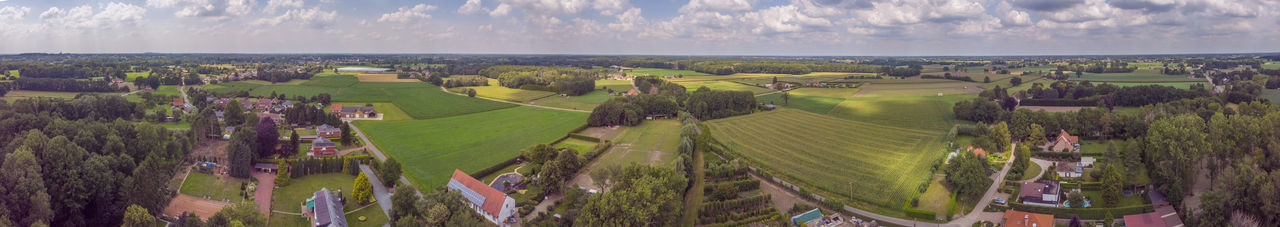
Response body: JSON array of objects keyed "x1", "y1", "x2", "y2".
[
  {"x1": 945, "y1": 151, "x2": 992, "y2": 197},
  {"x1": 1010, "y1": 77, "x2": 1023, "y2": 86},
  {"x1": 389, "y1": 186, "x2": 421, "y2": 223},
  {"x1": 275, "y1": 162, "x2": 291, "y2": 186},
  {"x1": 123, "y1": 154, "x2": 171, "y2": 214},
  {"x1": 353, "y1": 172, "x2": 374, "y2": 205},
  {"x1": 984, "y1": 76, "x2": 991, "y2": 83},
  {"x1": 380, "y1": 157, "x2": 402, "y2": 188},
  {"x1": 1067, "y1": 191, "x2": 1085, "y2": 208},
  {"x1": 1100, "y1": 162, "x2": 1124, "y2": 208},
  {"x1": 542, "y1": 149, "x2": 582, "y2": 193},
  {"x1": 466, "y1": 88, "x2": 476, "y2": 97},
  {"x1": 1105, "y1": 211, "x2": 1115, "y2": 227},
  {"x1": 1, "y1": 148, "x2": 54, "y2": 227},
  {"x1": 281, "y1": 130, "x2": 300, "y2": 157},
  {"x1": 255, "y1": 117, "x2": 279, "y2": 158},
  {"x1": 340, "y1": 122, "x2": 353, "y2": 146},
  {"x1": 1145, "y1": 114, "x2": 1209, "y2": 207},
  {"x1": 522, "y1": 144, "x2": 558, "y2": 166},
  {"x1": 577, "y1": 164, "x2": 687, "y2": 226},
  {"x1": 226, "y1": 128, "x2": 257, "y2": 178},
  {"x1": 1024, "y1": 123, "x2": 1046, "y2": 146},
  {"x1": 781, "y1": 91, "x2": 789, "y2": 104},
  {"x1": 121, "y1": 204, "x2": 155, "y2": 227},
  {"x1": 225, "y1": 99, "x2": 244, "y2": 126},
  {"x1": 207, "y1": 201, "x2": 265, "y2": 227},
  {"x1": 426, "y1": 203, "x2": 450, "y2": 226},
  {"x1": 589, "y1": 165, "x2": 621, "y2": 191},
  {"x1": 989, "y1": 122, "x2": 1011, "y2": 152}
]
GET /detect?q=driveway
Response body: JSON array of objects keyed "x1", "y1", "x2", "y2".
[
  {"x1": 947, "y1": 143, "x2": 1019, "y2": 225},
  {"x1": 251, "y1": 171, "x2": 276, "y2": 215},
  {"x1": 359, "y1": 164, "x2": 394, "y2": 216}
]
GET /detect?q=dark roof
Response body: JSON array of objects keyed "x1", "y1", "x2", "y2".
[
  {"x1": 1148, "y1": 185, "x2": 1170, "y2": 207},
  {"x1": 254, "y1": 163, "x2": 278, "y2": 170},
  {"x1": 1018, "y1": 180, "x2": 1059, "y2": 204},
  {"x1": 312, "y1": 137, "x2": 335, "y2": 147},
  {"x1": 1155, "y1": 206, "x2": 1183, "y2": 227},
  {"x1": 448, "y1": 169, "x2": 507, "y2": 218},
  {"x1": 312, "y1": 188, "x2": 347, "y2": 227},
  {"x1": 317, "y1": 124, "x2": 339, "y2": 133},
  {"x1": 340, "y1": 106, "x2": 375, "y2": 113}
]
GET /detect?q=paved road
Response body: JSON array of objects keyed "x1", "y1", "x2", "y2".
[
  {"x1": 438, "y1": 86, "x2": 590, "y2": 113},
  {"x1": 359, "y1": 165, "x2": 394, "y2": 217},
  {"x1": 347, "y1": 122, "x2": 422, "y2": 197}
]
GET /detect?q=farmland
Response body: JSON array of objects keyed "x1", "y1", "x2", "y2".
[
  {"x1": 448, "y1": 81, "x2": 558, "y2": 103},
  {"x1": 355, "y1": 73, "x2": 417, "y2": 82},
  {"x1": 2, "y1": 90, "x2": 122, "y2": 102},
  {"x1": 756, "y1": 92, "x2": 845, "y2": 114},
  {"x1": 704, "y1": 109, "x2": 949, "y2": 209},
  {"x1": 580, "y1": 119, "x2": 683, "y2": 178},
  {"x1": 529, "y1": 90, "x2": 612, "y2": 111},
  {"x1": 674, "y1": 81, "x2": 774, "y2": 95},
  {"x1": 1070, "y1": 69, "x2": 1202, "y2": 82},
  {"x1": 786, "y1": 88, "x2": 860, "y2": 98},
  {"x1": 625, "y1": 68, "x2": 710, "y2": 77},
  {"x1": 595, "y1": 79, "x2": 634, "y2": 92},
  {"x1": 207, "y1": 78, "x2": 516, "y2": 119},
  {"x1": 331, "y1": 102, "x2": 413, "y2": 122},
  {"x1": 826, "y1": 95, "x2": 972, "y2": 131},
  {"x1": 1094, "y1": 82, "x2": 1206, "y2": 89},
  {"x1": 355, "y1": 106, "x2": 588, "y2": 190}
]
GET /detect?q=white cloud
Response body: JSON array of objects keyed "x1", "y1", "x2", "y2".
[
  {"x1": 741, "y1": 5, "x2": 832, "y2": 34},
  {"x1": 680, "y1": 0, "x2": 754, "y2": 13},
  {"x1": 378, "y1": 4, "x2": 437, "y2": 23},
  {"x1": 41, "y1": 3, "x2": 146, "y2": 29},
  {"x1": 458, "y1": 0, "x2": 487, "y2": 15},
  {"x1": 254, "y1": 7, "x2": 335, "y2": 29},
  {"x1": 489, "y1": 3, "x2": 512, "y2": 17},
  {"x1": 146, "y1": 0, "x2": 255, "y2": 19},
  {"x1": 265, "y1": 0, "x2": 305, "y2": 13},
  {"x1": 0, "y1": 6, "x2": 30, "y2": 20}
]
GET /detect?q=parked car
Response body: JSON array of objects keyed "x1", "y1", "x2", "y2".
[{"x1": 993, "y1": 198, "x2": 1007, "y2": 205}]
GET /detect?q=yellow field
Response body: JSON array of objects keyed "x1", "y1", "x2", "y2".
[
  {"x1": 449, "y1": 82, "x2": 558, "y2": 103},
  {"x1": 356, "y1": 73, "x2": 418, "y2": 82}
]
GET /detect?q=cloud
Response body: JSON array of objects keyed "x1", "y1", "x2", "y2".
[
  {"x1": 680, "y1": 0, "x2": 754, "y2": 13},
  {"x1": 741, "y1": 5, "x2": 832, "y2": 34},
  {"x1": 458, "y1": 0, "x2": 487, "y2": 15},
  {"x1": 1002, "y1": 10, "x2": 1032, "y2": 26},
  {"x1": 1108, "y1": 0, "x2": 1176, "y2": 12},
  {"x1": 0, "y1": 6, "x2": 30, "y2": 20},
  {"x1": 489, "y1": 3, "x2": 512, "y2": 17},
  {"x1": 40, "y1": 3, "x2": 146, "y2": 29},
  {"x1": 254, "y1": 7, "x2": 335, "y2": 29},
  {"x1": 378, "y1": 4, "x2": 437, "y2": 23},
  {"x1": 145, "y1": 0, "x2": 255, "y2": 19},
  {"x1": 1010, "y1": 0, "x2": 1085, "y2": 12},
  {"x1": 265, "y1": 0, "x2": 305, "y2": 13}
]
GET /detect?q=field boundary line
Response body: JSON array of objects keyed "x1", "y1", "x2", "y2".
[{"x1": 438, "y1": 85, "x2": 590, "y2": 113}]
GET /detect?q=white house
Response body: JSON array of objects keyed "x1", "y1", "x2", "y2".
[{"x1": 447, "y1": 169, "x2": 517, "y2": 226}]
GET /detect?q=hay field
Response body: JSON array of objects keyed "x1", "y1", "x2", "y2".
[{"x1": 356, "y1": 73, "x2": 418, "y2": 82}]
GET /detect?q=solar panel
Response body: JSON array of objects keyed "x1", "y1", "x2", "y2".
[{"x1": 448, "y1": 180, "x2": 486, "y2": 206}]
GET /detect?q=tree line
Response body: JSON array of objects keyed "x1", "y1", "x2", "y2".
[{"x1": 13, "y1": 77, "x2": 129, "y2": 92}]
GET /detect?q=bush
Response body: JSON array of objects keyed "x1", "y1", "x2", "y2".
[
  {"x1": 905, "y1": 208, "x2": 936, "y2": 220},
  {"x1": 1009, "y1": 202, "x2": 1153, "y2": 219},
  {"x1": 470, "y1": 157, "x2": 520, "y2": 179}
]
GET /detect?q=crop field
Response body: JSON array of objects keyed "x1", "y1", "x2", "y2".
[
  {"x1": 674, "y1": 81, "x2": 774, "y2": 94},
  {"x1": 826, "y1": 95, "x2": 972, "y2": 131},
  {"x1": 529, "y1": 90, "x2": 612, "y2": 111},
  {"x1": 704, "y1": 109, "x2": 948, "y2": 208},
  {"x1": 1072, "y1": 69, "x2": 1201, "y2": 82},
  {"x1": 385, "y1": 84, "x2": 518, "y2": 119},
  {"x1": 757, "y1": 92, "x2": 845, "y2": 114},
  {"x1": 208, "y1": 78, "x2": 514, "y2": 119},
  {"x1": 1095, "y1": 82, "x2": 1205, "y2": 89},
  {"x1": 448, "y1": 83, "x2": 557, "y2": 103},
  {"x1": 855, "y1": 82, "x2": 981, "y2": 98},
  {"x1": 625, "y1": 68, "x2": 710, "y2": 77},
  {"x1": 582, "y1": 119, "x2": 683, "y2": 175},
  {"x1": 356, "y1": 73, "x2": 417, "y2": 82},
  {"x1": 786, "y1": 88, "x2": 861, "y2": 98},
  {"x1": 595, "y1": 79, "x2": 634, "y2": 92},
  {"x1": 302, "y1": 74, "x2": 360, "y2": 87},
  {"x1": 355, "y1": 106, "x2": 588, "y2": 190}
]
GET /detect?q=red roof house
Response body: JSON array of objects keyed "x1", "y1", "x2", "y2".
[
  {"x1": 1002, "y1": 210, "x2": 1053, "y2": 227},
  {"x1": 330, "y1": 104, "x2": 343, "y2": 113},
  {"x1": 172, "y1": 98, "x2": 184, "y2": 107},
  {"x1": 1049, "y1": 130, "x2": 1080, "y2": 152},
  {"x1": 447, "y1": 170, "x2": 516, "y2": 226}
]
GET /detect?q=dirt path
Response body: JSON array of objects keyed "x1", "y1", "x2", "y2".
[
  {"x1": 331, "y1": 146, "x2": 367, "y2": 157},
  {"x1": 163, "y1": 194, "x2": 232, "y2": 219},
  {"x1": 251, "y1": 171, "x2": 276, "y2": 215}
]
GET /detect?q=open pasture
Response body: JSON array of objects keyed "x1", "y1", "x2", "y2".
[
  {"x1": 625, "y1": 68, "x2": 710, "y2": 77},
  {"x1": 2, "y1": 90, "x2": 123, "y2": 102},
  {"x1": 530, "y1": 90, "x2": 612, "y2": 111},
  {"x1": 356, "y1": 73, "x2": 418, "y2": 82},
  {"x1": 207, "y1": 78, "x2": 515, "y2": 119},
  {"x1": 355, "y1": 106, "x2": 588, "y2": 190},
  {"x1": 1261, "y1": 89, "x2": 1280, "y2": 104},
  {"x1": 674, "y1": 81, "x2": 774, "y2": 94},
  {"x1": 1264, "y1": 62, "x2": 1280, "y2": 70},
  {"x1": 1072, "y1": 69, "x2": 1201, "y2": 82},
  {"x1": 704, "y1": 109, "x2": 948, "y2": 208},
  {"x1": 1095, "y1": 81, "x2": 1205, "y2": 89},
  {"x1": 448, "y1": 81, "x2": 557, "y2": 103},
  {"x1": 595, "y1": 79, "x2": 634, "y2": 92},
  {"x1": 757, "y1": 92, "x2": 846, "y2": 114},
  {"x1": 580, "y1": 119, "x2": 683, "y2": 182},
  {"x1": 855, "y1": 82, "x2": 982, "y2": 98},
  {"x1": 826, "y1": 95, "x2": 971, "y2": 131},
  {"x1": 786, "y1": 88, "x2": 861, "y2": 98},
  {"x1": 302, "y1": 74, "x2": 360, "y2": 87}
]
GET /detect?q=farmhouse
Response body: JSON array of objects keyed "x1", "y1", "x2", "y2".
[
  {"x1": 172, "y1": 98, "x2": 184, "y2": 107},
  {"x1": 625, "y1": 88, "x2": 640, "y2": 96},
  {"x1": 1018, "y1": 180, "x2": 1060, "y2": 207},
  {"x1": 447, "y1": 169, "x2": 516, "y2": 226},
  {"x1": 311, "y1": 137, "x2": 338, "y2": 156},
  {"x1": 317, "y1": 124, "x2": 340, "y2": 138},
  {"x1": 255, "y1": 98, "x2": 276, "y2": 110},
  {"x1": 304, "y1": 188, "x2": 347, "y2": 227},
  {"x1": 1047, "y1": 130, "x2": 1080, "y2": 152},
  {"x1": 1055, "y1": 162, "x2": 1082, "y2": 178},
  {"x1": 331, "y1": 104, "x2": 378, "y2": 118},
  {"x1": 1001, "y1": 210, "x2": 1053, "y2": 227}
]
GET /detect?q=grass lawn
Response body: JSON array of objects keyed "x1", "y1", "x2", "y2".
[
  {"x1": 757, "y1": 93, "x2": 846, "y2": 114},
  {"x1": 448, "y1": 82, "x2": 557, "y2": 103},
  {"x1": 787, "y1": 88, "x2": 861, "y2": 98},
  {"x1": 1, "y1": 90, "x2": 123, "y2": 102},
  {"x1": 356, "y1": 106, "x2": 588, "y2": 190},
  {"x1": 916, "y1": 174, "x2": 951, "y2": 215},
  {"x1": 626, "y1": 68, "x2": 710, "y2": 77},
  {"x1": 157, "y1": 121, "x2": 192, "y2": 130},
  {"x1": 1080, "y1": 190, "x2": 1146, "y2": 207},
  {"x1": 675, "y1": 81, "x2": 774, "y2": 95},
  {"x1": 555, "y1": 137, "x2": 599, "y2": 154},
  {"x1": 704, "y1": 109, "x2": 949, "y2": 208},
  {"x1": 596, "y1": 80, "x2": 634, "y2": 92},
  {"x1": 153, "y1": 85, "x2": 183, "y2": 97},
  {"x1": 331, "y1": 102, "x2": 413, "y2": 122},
  {"x1": 1261, "y1": 89, "x2": 1280, "y2": 104},
  {"x1": 178, "y1": 172, "x2": 248, "y2": 202},
  {"x1": 529, "y1": 90, "x2": 611, "y2": 111},
  {"x1": 271, "y1": 173, "x2": 359, "y2": 213},
  {"x1": 1021, "y1": 161, "x2": 1042, "y2": 181},
  {"x1": 126, "y1": 71, "x2": 149, "y2": 82},
  {"x1": 266, "y1": 203, "x2": 387, "y2": 227},
  {"x1": 826, "y1": 95, "x2": 972, "y2": 132},
  {"x1": 583, "y1": 120, "x2": 683, "y2": 177}
]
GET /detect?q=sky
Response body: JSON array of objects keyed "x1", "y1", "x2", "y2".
[{"x1": 0, "y1": 0, "x2": 1278, "y2": 56}]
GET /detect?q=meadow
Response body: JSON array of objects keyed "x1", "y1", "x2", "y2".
[
  {"x1": 207, "y1": 77, "x2": 516, "y2": 119},
  {"x1": 704, "y1": 109, "x2": 948, "y2": 208},
  {"x1": 269, "y1": 173, "x2": 359, "y2": 213},
  {"x1": 1094, "y1": 82, "x2": 1205, "y2": 89},
  {"x1": 674, "y1": 81, "x2": 775, "y2": 95},
  {"x1": 1, "y1": 90, "x2": 123, "y2": 102},
  {"x1": 355, "y1": 106, "x2": 588, "y2": 190},
  {"x1": 826, "y1": 95, "x2": 972, "y2": 131},
  {"x1": 581, "y1": 119, "x2": 683, "y2": 177},
  {"x1": 1261, "y1": 89, "x2": 1280, "y2": 104},
  {"x1": 756, "y1": 92, "x2": 845, "y2": 114},
  {"x1": 178, "y1": 172, "x2": 248, "y2": 203},
  {"x1": 554, "y1": 137, "x2": 599, "y2": 154},
  {"x1": 529, "y1": 90, "x2": 612, "y2": 111},
  {"x1": 1072, "y1": 69, "x2": 1202, "y2": 82},
  {"x1": 1264, "y1": 62, "x2": 1280, "y2": 70},
  {"x1": 595, "y1": 79, "x2": 634, "y2": 92},
  {"x1": 786, "y1": 88, "x2": 861, "y2": 98},
  {"x1": 448, "y1": 80, "x2": 557, "y2": 103},
  {"x1": 625, "y1": 68, "x2": 710, "y2": 77}
]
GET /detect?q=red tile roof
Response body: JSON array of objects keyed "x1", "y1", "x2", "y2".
[
  {"x1": 1057, "y1": 130, "x2": 1079, "y2": 144},
  {"x1": 1123, "y1": 212, "x2": 1165, "y2": 227},
  {"x1": 1002, "y1": 210, "x2": 1053, "y2": 227},
  {"x1": 450, "y1": 169, "x2": 505, "y2": 218},
  {"x1": 330, "y1": 104, "x2": 343, "y2": 112}
]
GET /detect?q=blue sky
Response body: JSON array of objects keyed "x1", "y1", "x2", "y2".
[{"x1": 0, "y1": 0, "x2": 1278, "y2": 55}]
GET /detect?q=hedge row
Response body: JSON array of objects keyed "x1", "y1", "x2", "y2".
[
  {"x1": 1032, "y1": 151, "x2": 1082, "y2": 160},
  {"x1": 702, "y1": 212, "x2": 780, "y2": 227},
  {"x1": 704, "y1": 179, "x2": 761, "y2": 193},
  {"x1": 566, "y1": 133, "x2": 602, "y2": 142},
  {"x1": 706, "y1": 165, "x2": 749, "y2": 180},
  {"x1": 699, "y1": 207, "x2": 777, "y2": 224},
  {"x1": 285, "y1": 156, "x2": 369, "y2": 178},
  {"x1": 905, "y1": 208, "x2": 937, "y2": 220},
  {"x1": 1009, "y1": 202, "x2": 1153, "y2": 219},
  {"x1": 1019, "y1": 98, "x2": 1100, "y2": 107},
  {"x1": 470, "y1": 156, "x2": 520, "y2": 179},
  {"x1": 701, "y1": 194, "x2": 771, "y2": 216}
]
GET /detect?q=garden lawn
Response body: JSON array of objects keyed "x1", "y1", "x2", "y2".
[
  {"x1": 826, "y1": 95, "x2": 972, "y2": 132},
  {"x1": 583, "y1": 119, "x2": 682, "y2": 176},
  {"x1": 596, "y1": 80, "x2": 634, "y2": 92},
  {"x1": 178, "y1": 172, "x2": 248, "y2": 203},
  {"x1": 1080, "y1": 190, "x2": 1146, "y2": 207},
  {"x1": 270, "y1": 173, "x2": 358, "y2": 213},
  {"x1": 675, "y1": 81, "x2": 773, "y2": 94},
  {"x1": 355, "y1": 106, "x2": 588, "y2": 190},
  {"x1": 1020, "y1": 161, "x2": 1042, "y2": 181},
  {"x1": 916, "y1": 174, "x2": 952, "y2": 215},
  {"x1": 157, "y1": 122, "x2": 192, "y2": 130},
  {"x1": 478, "y1": 164, "x2": 521, "y2": 184},
  {"x1": 530, "y1": 90, "x2": 611, "y2": 111},
  {"x1": 704, "y1": 109, "x2": 949, "y2": 209},
  {"x1": 757, "y1": 93, "x2": 845, "y2": 114},
  {"x1": 555, "y1": 137, "x2": 599, "y2": 154},
  {"x1": 345, "y1": 204, "x2": 390, "y2": 227}
]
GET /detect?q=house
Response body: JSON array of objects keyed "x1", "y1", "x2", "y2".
[
  {"x1": 257, "y1": 113, "x2": 284, "y2": 124},
  {"x1": 625, "y1": 88, "x2": 640, "y2": 96},
  {"x1": 1048, "y1": 130, "x2": 1080, "y2": 152},
  {"x1": 317, "y1": 124, "x2": 340, "y2": 138},
  {"x1": 172, "y1": 98, "x2": 184, "y2": 107},
  {"x1": 1001, "y1": 210, "x2": 1054, "y2": 227},
  {"x1": 330, "y1": 104, "x2": 344, "y2": 113},
  {"x1": 255, "y1": 98, "x2": 276, "y2": 110},
  {"x1": 215, "y1": 110, "x2": 225, "y2": 121},
  {"x1": 223, "y1": 126, "x2": 235, "y2": 140},
  {"x1": 1055, "y1": 162, "x2": 1082, "y2": 178},
  {"x1": 282, "y1": 100, "x2": 295, "y2": 108},
  {"x1": 311, "y1": 137, "x2": 338, "y2": 156},
  {"x1": 215, "y1": 98, "x2": 231, "y2": 106},
  {"x1": 336, "y1": 106, "x2": 377, "y2": 118},
  {"x1": 966, "y1": 145, "x2": 987, "y2": 158},
  {"x1": 1123, "y1": 206, "x2": 1184, "y2": 227},
  {"x1": 253, "y1": 163, "x2": 278, "y2": 173},
  {"x1": 447, "y1": 169, "x2": 517, "y2": 226},
  {"x1": 789, "y1": 208, "x2": 845, "y2": 227},
  {"x1": 1018, "y1": 180, "x2": 1060, "y2": 207},
  {"x1": 239, "y1": 99, "x2": 254, "y2": 110},
  {"x1": 305, "y1": 188, "x2": 347, "y2": 227}
]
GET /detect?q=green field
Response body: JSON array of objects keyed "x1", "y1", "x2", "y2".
[
  {"x1": 302, "y1": 74, "x2": 361, "y2": 87},
  {"x1": 1, "y1": 90, "x2": 123, "y2": 102},
  {"x1": 826, "y1": 95, "x2": 971, "y2": 131},
  {"x1": 1264, "y1": 62, "x2": 1280, "y2": 70},
  {"x1": 5, "y1": 70, "x2": 17, "y2": 78},
  {"x1": 705, "y1": 109, "x2": 948, "y2": 208},
  {"x1": 916, "y1": 174, "x2": 951, "y2": 214},
  {"x1": 625, "y1": 68, "x2": 710, "y2": 77},
  {"x1": 331, "y1": 102, "x2": 413, "y2": 122},
  {"x1": 582, "y1": 119, "x2": 683, "y2": 179},
  {"x1": 270, "y1": 173, "x2": 359, "y2": 213},
  {"x1": 1071, "y1": 69, "x2": 1202, "y2": 82},
  {"x1": 208, "y1": 80, "x2": 516, "y2": 119},
  {"x1": 555, "y1": 137, "x2": 599, "y2": 154},
  {"x1": 856, "y1": 81, "x2": 980, "y2": 98},
  {"x1": 786, "y1": 88, "x2": 861, "y2": 98},
  {"x1": 1094, "y1": 82, "x2": 1205, "y2": 89},
  {"x1": 596, "y1": 80, "x2": 634, "y2": 92},
  {"x1": 448, "y1": 81, "x2": 557, "y2": 103},
  {"x1": 1261, "y1": 89, "x2": 1280, "y2": 104},
  {"x1": 1021, "y1": 161, "x2": 1042, "y2": 181},
  {"x1": 178, "y1": 172, "x2": 247, "y2": 202},
  {"x1": 385, "y1": 84, "x2": 518, "y2": 119},
  {"x1": 125, "y1": 71, "x2": 149, "y2": 82},
  {"x1": 529, "y1": 90, "x2": 612, "y2": 111},
  {"x1": 356, "y1": 106, "x2": 589, "y2": 190},
  {"x1": 757, "y1": 93, "x2": 845, "y2": 114},
  {"x1": 674, "y1": 81, "x2": 774, "y2": 94}
]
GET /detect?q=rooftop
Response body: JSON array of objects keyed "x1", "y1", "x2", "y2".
[{"x1": 447, "y1": 169, "x2": 507, "y2": 218}]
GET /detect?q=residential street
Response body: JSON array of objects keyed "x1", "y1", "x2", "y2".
[{"x1": 359, "y1": 164, "x2": 394, "y2": 217}]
